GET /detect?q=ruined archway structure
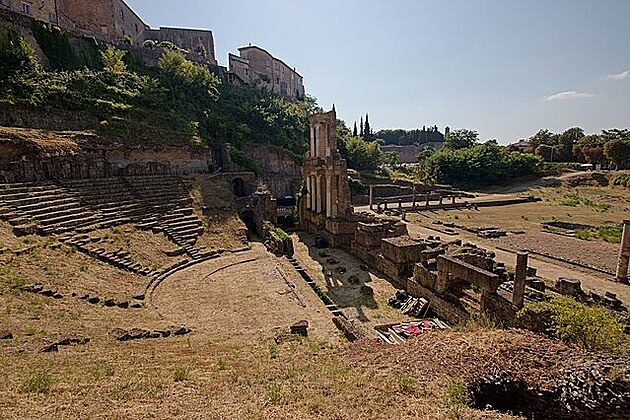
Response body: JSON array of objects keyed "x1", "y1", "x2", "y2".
[{"x1": 299, "y1": 107, "x2": 356, "y2": 247}]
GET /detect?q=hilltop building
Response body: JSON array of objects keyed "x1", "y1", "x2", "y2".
[
  {"x1": 0, "y1": 0, "x2": 217, "y2": 64},
  {"x1": 229, "y1": 46, "x2": 305, "y2": 101}
]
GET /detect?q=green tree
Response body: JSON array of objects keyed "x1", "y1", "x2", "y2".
[
  {"x1": 158, "y1": 49, "x2": 219, "y2": 112},
  {"x1": 353, "y1": 121, "x2": 358, "y2": 137},
  {"x1": 363, "y1": 113, "x2": 371, "y2": 141},
  {"x1": 573, "y1": 134, "x2": 606, "y2": 164},
  {"x1": 422, "y1": 142, "x2": 540, "y2": 187},
  {"x1": 529, "y1": 129, "x2": 555, "y2": 151},
  {"x1": 444, "y1": 129, "x2": 478, "y2": 150},
  {"x1": 100, "y1": 46, "x2": 126, "y2": 74},
  {"x1": 604, "y1": 138, "x2": 630, "y2": 169}
]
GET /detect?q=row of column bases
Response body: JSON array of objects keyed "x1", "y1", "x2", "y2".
[
  {"x1": 368, "y1": 185, "x2": 457, "y2": 212},
  {"x1": 305, "y1": 174, "x2": 333, "y2": 218}
]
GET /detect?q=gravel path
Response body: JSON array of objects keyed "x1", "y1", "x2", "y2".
[{"x1": 498, "y1": 232, "x2": 618, "y2": 274}]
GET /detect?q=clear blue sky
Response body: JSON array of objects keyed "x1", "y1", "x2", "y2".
[{"x1": 126, "y1": 0, "x2": 630, "y2": 144}]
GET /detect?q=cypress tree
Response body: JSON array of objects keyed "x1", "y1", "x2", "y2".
[
  {"x1": 353, "y1": 121, "x2": 358, "y2": 137},
  {"x1": 360, "y1": 116, "x2": 364, "y2": 137},
  {"x1": 364, "y1": 113, "x2": 371, "y2": 141}
]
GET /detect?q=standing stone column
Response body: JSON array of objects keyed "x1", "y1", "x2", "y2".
[
  {"x1": 513, "y1": 252, "x2": 528, "y2": 308},
  {"x1": 316, "y1": 176, "x2": 323, "y2": 214},
  {"x1": 306, "y1": 176, "x2": 312, "y2": 210},
  {"x1": 310, "y1": 127, "x2": 315, "y2": 158},
  {"x1": 326, "y1": 175, "x2": 332, "y2": 218},
  {"x1": 616, "y1": 220, "x2": 630, "y2": 282}
]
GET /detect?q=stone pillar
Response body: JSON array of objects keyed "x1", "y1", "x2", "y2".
[
  {"x1": 412, "y1": 184, "x2": 416, "y2": 209},
  {"x1": 616, "y1": 220, "x2": 630, "y2": 282},
  {"x1": 326, "y1": 175, "x2": 332, "y2": 218},
  {"x1": 306, "y1": 177, "x2": 312, "y2": 210},
  {"x1": 369, "y1": 185, "x2": 374, "y2": 210},
  {"x1": 310, "y1": 127, "x2": 315, "y2": 158},
  {"x1": 316, "y1": 176, "x2": 323, "y2": 214},
  {"x1": 452, "y1": 195, "x2": 456, "y2": 204},
  {"x1": 513, "y1": 252, "x2": 528, "y2": 308}
]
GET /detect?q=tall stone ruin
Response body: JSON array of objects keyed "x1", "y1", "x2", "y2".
[{"x1": 300, "y1": 108, "x2": 353, "y2": 245}]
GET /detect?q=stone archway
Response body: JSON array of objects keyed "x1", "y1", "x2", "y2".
[{"x1": 232, "y1": 177, "x2": 246, "y2": 197}]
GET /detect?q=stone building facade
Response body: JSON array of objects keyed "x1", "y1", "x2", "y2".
[
  {"x1": 229, "y1": 46, "x2": 305, "y2": 101},
  {"x1": 0, "y1": 0, "x2": 57, "y2": 23},
  {"x1": 1, "y1": 0, "x2": 216, "y2": 62},
  {"x1": 144, "y1": 26, "x2": 216, "y2": 65}
]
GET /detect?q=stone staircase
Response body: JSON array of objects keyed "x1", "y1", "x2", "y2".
[{"x1": 0, "y1": 175, "x2": 209, "y2": 261}]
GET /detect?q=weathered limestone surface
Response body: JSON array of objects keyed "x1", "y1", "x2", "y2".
[
  {"x1": 0, "y1": 127, "x2": 212, "y2": 183},
  {"x1": 436, "y1": 255, "x2": 501, "y2": 294},
  {"x1": 243, "y1": 144, "x2": 303, "y2": 198}
]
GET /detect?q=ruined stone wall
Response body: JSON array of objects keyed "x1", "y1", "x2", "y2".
[
  {"x1": 407, "y1": 279, "x2": 470, "y2": 325},
  {"x1": 145, "y1": 27, "x2": 216, "y2": 64},
  {"x1": 242, "y1": 143, "x2": 302, "y2": 198},
  {"x1": 0, "y1": 106, "x2": 98, "y2": 131},
  {"x1": 0, "y1": 129, "x2": 213, "y2": 182},
  {"x1": 106, "y1": 146, "x2": 211, "y2": 176},
  {"x1": 0, "y1": 0, "x2": 57, "y2": 24}
]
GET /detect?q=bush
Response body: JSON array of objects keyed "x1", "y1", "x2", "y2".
[
  {"x1": 611, "y1": 173, "x2": 630, "y2": 188},
  {"x1": 533, "y1": 296, "x2": 626, "y2": 352}
]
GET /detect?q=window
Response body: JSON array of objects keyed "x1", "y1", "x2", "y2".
[
  {"x1": 21, "y1": 2, "x2": 32, "y2": 15},
  {"x1": 135, "y1": 23, "x2": 138, "y2": 32},
  {"x1": 120, "y1": 9, "x2": 124, "y2": 20}
]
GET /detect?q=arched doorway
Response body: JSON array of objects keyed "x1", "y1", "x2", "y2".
[{"x1": 232, "y1": 177, "x2": 246, "y2": 197}]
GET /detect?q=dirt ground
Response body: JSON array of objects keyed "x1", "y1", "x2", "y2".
[
  {"x1": 292, "y1": 232, "x2": 416, "y2": 336},
  {"x1": 151, "y1": 243, "x2": 340, "y2": 343}
]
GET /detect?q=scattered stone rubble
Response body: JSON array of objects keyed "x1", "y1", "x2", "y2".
[
  {"x1": 21, "y1": 284, "x2": 144, "y2": 309},
  {"x1": 112, "y1": 326, "x2": 192, "y2": 342},
  {"x1": 470, "y1": 356, "x2": 630, "y2": 419},
  {"x1": 388, "y1": 290, "x2": 429, "y2": 317},
  {"x1": 41, "y1": 335, "x2": 90, "y2": 353}
]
